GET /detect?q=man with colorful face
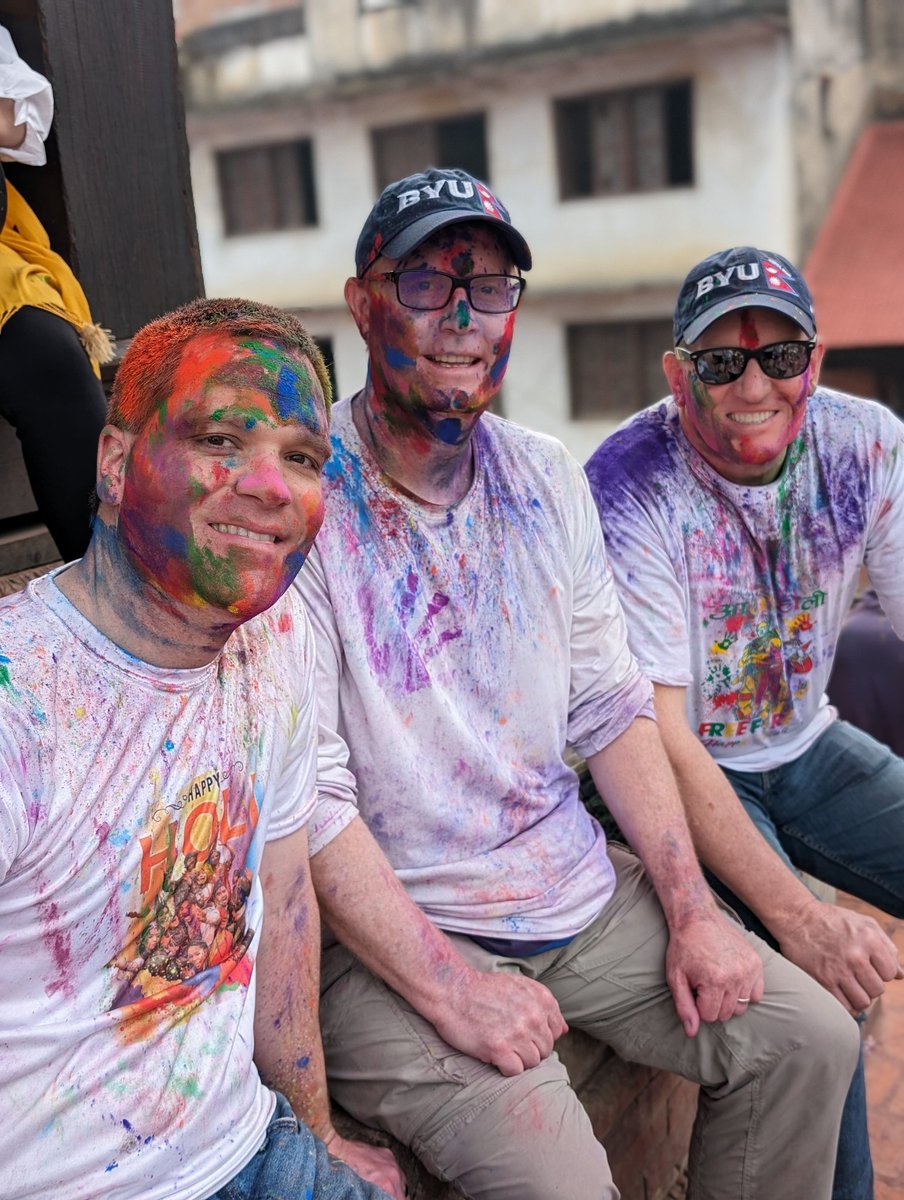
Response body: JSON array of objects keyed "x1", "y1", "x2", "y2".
[
  {"x1": 586, "y1": 246, "x2": 904, "y2": 1200},
  {"x1": 0, "y1": 297, "x2": 402, "y2": 1200},
  {"x1": 294, "y1": 173, "x2": 861, "y2": 1200}
]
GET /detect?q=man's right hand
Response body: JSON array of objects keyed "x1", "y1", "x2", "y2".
[
  {"x1": 428, "y1": 967, "x2": 568, "y2": 1076},
  {"x1": 777, "y1": 899, "x2": 903, "y2": 1015}
]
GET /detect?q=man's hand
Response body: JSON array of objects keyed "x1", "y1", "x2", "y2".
[
  {"x1": 777, "y1": 900, "x2": 903, "y2": 1015},
  {"x1": 667, "y1": 910, "x2": 765, "y2": 1036},
  {"x1": 324, "y1": 1130, "x2": 407, "y2": 1199},
  {"x1": 429, "y1": 967, "x2": 568, "y2": 1076}
]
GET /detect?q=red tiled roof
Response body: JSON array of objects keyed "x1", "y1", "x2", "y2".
[{"x1": 805, "y1": 121, "x2": 904, "y2": 349}]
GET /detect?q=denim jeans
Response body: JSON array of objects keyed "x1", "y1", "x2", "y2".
[
  {"x1": 208, "y1": 1092, "x2": 393, "y2": 1200},
  {"x1": 713, "y1": 719, "x2": 904, "y2": 1200}
]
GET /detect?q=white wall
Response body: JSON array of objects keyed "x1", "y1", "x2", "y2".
[{"x1": 187, "y1": 20, "x2": 796, "y2": 454}]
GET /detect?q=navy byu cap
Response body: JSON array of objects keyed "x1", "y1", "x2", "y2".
[
  {"x1": 354, "y1": 167, "x2": 532, "y2": 277},
  {"x1": 673, "y1": 246, "x2": 817, "y2": 345}
]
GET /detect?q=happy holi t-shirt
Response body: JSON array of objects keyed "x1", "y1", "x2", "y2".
[
  {"x1": 586, "y1": 389, "x2": 904, "y2": 770},
  {"x1": 0, "y1": 572, "x2": 318, "y2": 1199},
  {"x1": 299, "y1": 400, "x2": 653, "y2": 940}
]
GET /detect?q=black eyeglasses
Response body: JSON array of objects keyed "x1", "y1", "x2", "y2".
[
  {"x1": 370, "y1": 269, "x2": 525, "y2": 314},
  {"x1": 675, "y1": 339, "x2": 817, "y2": 386}
]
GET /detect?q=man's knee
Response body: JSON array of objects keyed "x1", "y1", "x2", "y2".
[{"x1": 418, "y1": 1066, "x2": 616, "y2": 1200}]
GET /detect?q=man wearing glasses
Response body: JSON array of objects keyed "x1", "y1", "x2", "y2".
[
  {"x1": 586, "y1": 246, "x2": 904, "y2": 1200},
  {"x1": 296, "y1": 187, "x2": 861, "y2": 1199}
]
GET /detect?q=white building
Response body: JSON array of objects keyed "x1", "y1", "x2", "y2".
[{"x1": 179, "y1": 0, "x2": 889, "y2": 460}]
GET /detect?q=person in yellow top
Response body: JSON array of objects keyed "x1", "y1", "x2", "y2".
[{"x1": 1, "y1": 26, "x2": 111, "y2": 560}]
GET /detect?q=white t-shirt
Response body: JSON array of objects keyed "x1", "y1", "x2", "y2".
[
  {"x1": 586, "y1": 389, "x2": 904, "y2": 770},
  {"x1": 0, "y1": 572, "x2": 318, "y2": 1200},
  {"x1": 0, "y1": 26, "x2": 53, "y2": 164},
  {"x1": 297, "y1": 400, "x2": 653, "y2": 940}
]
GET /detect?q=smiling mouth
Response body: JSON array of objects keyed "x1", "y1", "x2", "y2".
[
  {"x1": 211, "y1": 523, "x2": 278, "y2": 544},
  {"x1": 426, "y1": 354, "x2": 480, "y2": 367},
  {"x1": 729, "y1": 411, "x2": 778, "y2": 426}
]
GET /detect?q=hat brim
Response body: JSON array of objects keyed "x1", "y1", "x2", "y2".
[
  {"x1": 680, "y1": 294, "x2": 816, "y2": 345},
  {"x1": 376, "y1": 209, "x2": 532, "y2": 273}
]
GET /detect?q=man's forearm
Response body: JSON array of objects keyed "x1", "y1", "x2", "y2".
[
  {"x1": 311, "y1": 815, "x2": 568, "y2": 1075},
  {"x1": 254, "y1": 829, "x2": 333, "y2": 1141},
  {"x1": 586, "y1": 717, "x2": 719, "y2": 930},
  {"x1": 311, "y1": 816, "x2": 467, "y2": 1015}
]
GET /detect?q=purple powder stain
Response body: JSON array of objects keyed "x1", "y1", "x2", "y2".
[{"x1": 295, "y1": 1055, "x2": 310, "y2": 1069}]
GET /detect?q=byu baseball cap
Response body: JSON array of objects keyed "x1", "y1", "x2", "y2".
[
  {"x1": 354, "y1": 167, "x2": 532, "y2": 277},
  {"x1": 673, "y1": 246, "x2": 816, "y2": 345}
]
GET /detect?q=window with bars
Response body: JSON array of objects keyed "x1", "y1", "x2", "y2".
[
  {"x1": 217, "y1": 140, "x2": 318, "y2": 236},
  {"x1": 567, "y1": 320, "x2": 673, "y2": 419},
  {"x1": 372, "y1": 113, "x2": 488, "y2": 193},
  {"x1": 556, "y1": 81, "x2": 693, "y2": 199}
]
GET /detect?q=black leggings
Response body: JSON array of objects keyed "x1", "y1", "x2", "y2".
[{"x1": 0, "y1": 305, "x2": 107, "y2": 560}]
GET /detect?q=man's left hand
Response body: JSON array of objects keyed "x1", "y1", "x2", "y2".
[{"x1": 667, "y1": 910, "x2": 765, "y2": 1036}]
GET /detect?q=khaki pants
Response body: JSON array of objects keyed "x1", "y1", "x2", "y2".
[{"x1": 320, "y1": 848, "x2": 859, "y2": 1200}]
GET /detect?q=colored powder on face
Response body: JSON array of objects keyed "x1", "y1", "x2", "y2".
[
  {"x1": 455, "y1": 299, "x2": 470, "y2": 329},
  {"x1": 451, "y1": 250, "x2": 475, "y2": 276},
  {"x1": 490, "y1": 347, "x2": 510, "y2": 384},
  {"x1": 384, "y1": 344, "x2": 417, "y2": 370},
  {"x1": 435, "y1": 418, "x2": 464, "y2": 445},
  {"x1": 274, "y1": 361, "x2": 317, "y2": 425},
  {"x1": 738, "y1": 310, "x2": 760, "y2": 349}
]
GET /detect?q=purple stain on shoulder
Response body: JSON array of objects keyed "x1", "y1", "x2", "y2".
[{"x1": 295, "y1": 1055, "x2": 310, "y2": 1069}]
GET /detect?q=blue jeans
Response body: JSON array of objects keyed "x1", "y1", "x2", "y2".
[
  {"x1": 714, "y1": 720, "x2": 904, "y2": 1200},
  {"x1": 208, "y1": 1092, "x2": 393, "y2": 1200}
]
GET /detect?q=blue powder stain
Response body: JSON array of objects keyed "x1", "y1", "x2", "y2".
[
  {"x1": 274, "y1": 363, "x2": 316, "y2": 424},
  {"x1": 490, "y1": 348, "x2": 510, "y2": 383},
  {"x1": 436, "y1": 418, "x2": 462, "y2": 445},
  {"x1": 324, "y1": 435, "x2": 373, "y2": 537},
  {"x1": 530, "y1": 498, "x2": 542, "y2": 509},
  {"x1": 165, "y1": 739, "x2": 175, "y2": 751},
  {"x1": 108, "y1": 830, "x2": 131, "y2": 848},
  {"x1": 122, "y1": 1119, "x2": 132, "y2": 1131},
  {"x1": 244, "y1": 416, "x2": 257, "y2": 430},
  {"x1": 455, "y1": 299, "x2": 469, "y2": 329},
  {"x1": 105, "y1": 1162, "x2": 119, "y2": 1173},
  {"x1": 384, "y1": 344, "x2": 416, "y2": 370},
  {"x1": 295, "y1": 1055, "x2": 310, "y2": 1069}
]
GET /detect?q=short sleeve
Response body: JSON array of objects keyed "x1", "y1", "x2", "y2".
[{"x1": 0, "y1": 27, "x2": 53, "y2": 164}]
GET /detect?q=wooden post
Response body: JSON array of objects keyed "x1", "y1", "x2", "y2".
[{"x1": 1, "y1": 0, "x2": 203, "y2": 339}]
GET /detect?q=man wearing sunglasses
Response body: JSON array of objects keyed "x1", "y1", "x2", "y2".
[
  {"x1": 294, "y1": 190, "x2": 862, "y2": 1199},
  {"x1": 586, "y1": 246, "x2": 904, "y2": 1200}
]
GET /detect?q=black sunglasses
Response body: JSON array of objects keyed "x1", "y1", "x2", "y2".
[
  {"x1": 370, "y1": 269, "x2": 525, "y2": 314},
  {"x1": 675, "y1": 339, "x2": 817, "y2": 386}
]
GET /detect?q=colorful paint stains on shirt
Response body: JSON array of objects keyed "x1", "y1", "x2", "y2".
[
  {"x1": 586, "y1": 389, "x2": 904, "y2": 769},
  {"x1": 298, "y1": 400, "x2": 654, "y2": 939},
  {"x1": 0, "y1": 574, "x2": 318, "y2": 1200}
]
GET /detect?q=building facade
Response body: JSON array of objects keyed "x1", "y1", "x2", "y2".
[{"x1": 178, "y1": 0, "x2": 896, "y2": 458}]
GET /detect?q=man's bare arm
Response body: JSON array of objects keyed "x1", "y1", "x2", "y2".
[
  {"x1": 311, "y1": 816, "x2": 568, "y2": 1075},
  {"x1": 654, "y1": 682, "x2": 902, "y2": 1013},
  {"x1": 254, "y1": 825, "x2": 406, "y2": 1199},
  {"x1": 586, "y1": 716, "x2": 765, "y2": 1035}
]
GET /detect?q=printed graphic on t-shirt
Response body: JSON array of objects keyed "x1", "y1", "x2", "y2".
[
  {"x1": 106, "y1": 765, "x2": 260, "y2": 1017},
  {"x1": 698, "y1": 589, "x2": 825, "y2": 743}
]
